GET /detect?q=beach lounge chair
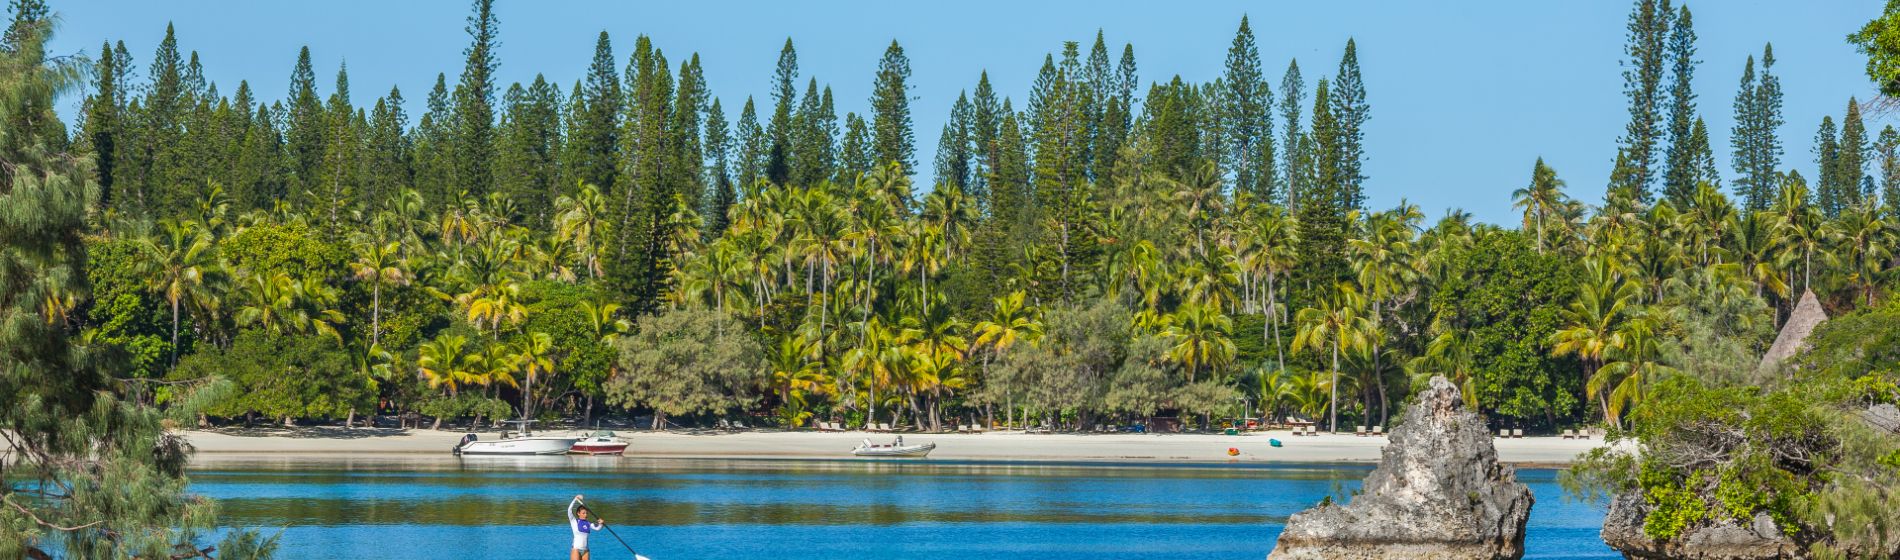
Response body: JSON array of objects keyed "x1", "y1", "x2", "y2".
[
  {"x1": 1372, "y1": 426, "x2": 1384, "y2": 436},
  {"x1": 1499, "y1": 428, "x2": 1509, "y2": 438},
  {"x1": 1512, "y1": 428, "x2": 1524, "y2": 438},
  {"x1": 1580, "y1": 429, "x2": 1592, "y2": 440},
  {"x1": 1355, "y1": 425, "x2": 1368, "y2": 437},
  {"x1": 879, "y1": 423, "x2": 894, "y2": 432},
  {"x1": 1561, "y1": 429, "x2": 1575, "y2": 439}
]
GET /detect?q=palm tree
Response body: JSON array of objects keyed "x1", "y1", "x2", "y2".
[
  {"x1": 900, "y1": 221, "x2": 946, "y2": 313},
  {"x1": 1252, "y1": 207, "x2": 1300, "y2": 372},
  {"x1": 350, "y1": 236, "x2": 409, "y2": 347},
  {"x1": 769, "y1": 334, "x2": 828, "y2": 427},
  {"x1": 1408, "y1": 329, "x2": 1480, "y2": 409},
  {"x1": 1830, "y1": 202, "x2": 1894, "y2": 306},
  {"x1": 1774, "y1": 182, "x2": 1829, "y2": 293},
  {"x1": 1550, "y1": 259, "x2": 1636, "y2": 428},
  {"x1": 139, "y1": 219, "x2": 219, "y2": 365},
  {"x1": 555, "y1": 183, "x2": 609, "y2": 279},
  {"x1": 1163, "y1": 303, "x2": 1236, "y2": 383},
  {"x1": 577, "y1": 300, "x2": 629, "y2": 424},
  {"x1": 971, "y1": 291, "x2": 1042, "y2": 427},
  {"x1": 1511, "y1": 158, "x2": 1566, "y2": 253},
  {"x1": 1349, "y1": 203, "x2": 1422, "y2": 425},
  {"x1": 234, "y1": 270, "x2": 345, "y2": 341},
  {"x1": 418, "y1": 334, "x2": 479, "y2": 429},
  {"x1": 1730, "y1": 212, "x2": 1791, "y2": 300},
  {"x1": 1591, "y1": 312, "x2": 1676, "y2": 425},
  {"x1": 464, "y1": 280, "x2": 527, "y2": 335},
  {"x1": 1170, "y1": 161, "x2": 1226, "y2": 258},
  {"x1": 1291, "y1": 284, "x2": 1373, "y2": 433},
  {"x1": 846, "y1": 317, "x2": 904, "y2": 428},
  {"x1": 513, "y1": 332, "x2": 555, "y2": 419},
  {"x1": 921, "y1": 182, "x2": 976, "y2": 262}
]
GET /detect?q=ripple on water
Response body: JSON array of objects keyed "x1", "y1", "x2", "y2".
[{"x1": 190, "y1": 457, "x2": 1616, "y2": 559}]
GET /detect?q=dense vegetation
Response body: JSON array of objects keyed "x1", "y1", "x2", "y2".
[
  {"x1": 37, "y1": 0, "x2": 1900, "y2": 442},
  {"x1": 0, "y1": 3, "x2": 271, "y2": 557},
  {"x1": 1552, "y1": 5, "x2": 1900, "y2": 555}
]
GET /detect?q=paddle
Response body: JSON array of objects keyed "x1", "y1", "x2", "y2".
[{"x1": 578, "y1": 501, "x2": 651, "y2": 560}]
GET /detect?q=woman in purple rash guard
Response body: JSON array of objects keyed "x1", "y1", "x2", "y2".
[{"x1": 568, "y1": 495, "x2": 604, "y2": 560}]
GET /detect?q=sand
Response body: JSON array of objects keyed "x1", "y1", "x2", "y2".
[{"x1": 181, "y1": 427, "x2": 1607, "y2": 466}]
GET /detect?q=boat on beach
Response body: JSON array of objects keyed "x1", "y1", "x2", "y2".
[
  {"x1": 852, "y1": 437, "x2": 935, "y2": 458},
  {"x1": 452, "y1": 421, "x2": 577, "y2": 456},
  {"x1": 568, "y1": 431, "x2": 629, "y2": 455}
]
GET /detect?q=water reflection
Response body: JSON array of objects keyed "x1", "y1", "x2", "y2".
[{"x1": 189, "y1": 457, "x2": 1615, "y2": 560}]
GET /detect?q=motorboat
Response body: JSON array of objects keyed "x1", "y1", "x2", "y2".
[
  {"x1": 568, "y1": 431, "x2": 629, "y2": 455},
  {"x1": 453, "y1": 421, "x2": 577, "y2": 456},
  {"x1": 851, "y1": 436, "x2": 935, "y2": 458}
]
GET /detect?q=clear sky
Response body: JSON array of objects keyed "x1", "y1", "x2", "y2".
[{"x1": 44, "y1": 0, "x2": 1882, "y2": 225}]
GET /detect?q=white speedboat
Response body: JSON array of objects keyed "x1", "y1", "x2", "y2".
[
  {"x1": 852, "y1": 437, "x2": 935, "y2": 458},
  {"x1": 453, "y1": 421, "x2": 577, "y2": 456}
]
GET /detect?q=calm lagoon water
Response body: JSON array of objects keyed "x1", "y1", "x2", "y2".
[{"x1": 191, "y1": 457, "x2": 1616, "y2": 559}]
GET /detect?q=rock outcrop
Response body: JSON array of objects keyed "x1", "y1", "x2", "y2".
[
  {"x1": 1599, "y1": 492, "x2": 1800, "y2": 559},
  {"x1": 1268, "y1": 376, "x2": 1533, "y2": 560}
]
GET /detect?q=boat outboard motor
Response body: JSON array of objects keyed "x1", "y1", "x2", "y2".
[{"x1": 453, "y1": 433, "x2": 477, "y2": 455}]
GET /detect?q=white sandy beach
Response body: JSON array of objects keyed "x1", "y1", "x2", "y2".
[{"x1": 182, "y1": 427, "x2": 1608, "y2": 466}]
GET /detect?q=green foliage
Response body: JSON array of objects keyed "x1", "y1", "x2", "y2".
[
  {"x1": 222, "y1": 222, "x2": 347, "y2": 279},
  {"x1": 416, "y1": 393, "x2": 513, "y2": 424},
  {"x1": 1640, "y1": 470, "x2": 1708, "y2": 541},
  {"x1": 172, "y1": 331, "x2": 367, "y2": 421},
  {"x1": 0, "y1": 12, "x2": 257, "y2": 556},
  {"x1": 1850, "y1": 0, "x2": 1900, "y2": 97},
  {"x1": 84, "y1": 235, "x2": 171, "y2": 378},
  {"x1": 607, "y1": 307, "x2": 767, "y2": 425},
  {"x1": 1427, "y1": 228, "x2": 1581, "y2": 423}
]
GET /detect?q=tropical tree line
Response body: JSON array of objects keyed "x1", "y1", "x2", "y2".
[{"x1": 54, "y1": 0, "x2": 1900, "y2": 436}]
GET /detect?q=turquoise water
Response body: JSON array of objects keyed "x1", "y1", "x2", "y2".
[{"x1": 192, "y1": 457, "x2": 1616, "y2": 559}]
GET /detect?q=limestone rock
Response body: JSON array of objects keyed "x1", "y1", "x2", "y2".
[
  {"x1": 1863, "y1": 403, "x2": 1900, "y2": 435},
  {"x1": 1268, "y1": 376, "x2": 1534, "y2": 560},
  {"x1": 1600, "y1": 492, "x2": 1801, "y2": 559}
]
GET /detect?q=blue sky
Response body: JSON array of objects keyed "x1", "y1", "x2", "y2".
[{"x1": 45, "y1": 1, "x2": 1881, "y2": 225}]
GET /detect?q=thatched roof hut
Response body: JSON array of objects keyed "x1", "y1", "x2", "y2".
[{"x1": 1758, "y1": 289, "x2": 1827, "y2": 374}]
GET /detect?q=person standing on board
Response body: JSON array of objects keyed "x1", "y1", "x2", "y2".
[{"x1": 568, "y1": 494, "x2": 605, "y2": 560}]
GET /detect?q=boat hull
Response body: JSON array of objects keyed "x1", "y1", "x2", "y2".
[
  {"x1": 456, "y1": 437, "x2": 577, "y2": 456},
  {"x1": 568, "y1": 442, "x2": 629, "y2": 455},
  {"x1": 852, "y1": 442, "x2": 935, "y2": 458}
]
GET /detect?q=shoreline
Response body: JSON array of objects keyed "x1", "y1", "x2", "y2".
[{"x1": 181, "y1": 427, "x2": 1608, "y2": 467}]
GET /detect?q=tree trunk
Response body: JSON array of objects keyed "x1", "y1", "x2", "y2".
[
  {"x1": 583, "y1": 393, "x2": 595, "y2": 428},
  {"x1": 371, "y1": 283, "x2": 382, "y2": 347},
  {"x1": 170, "y1": 297, "x2": 181, "y2": 366},
  {"x1": 652, "y1": 410, "x2": 666, "y2": 431},
  {"x1": 1329, "y1": 344, "x2": 1340, "y2": 433}
]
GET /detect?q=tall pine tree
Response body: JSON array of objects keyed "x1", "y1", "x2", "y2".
[
  {"x1": 1730, "y1": 45, "x2": 1783, "y2": 211},
  {"x1": 1222, "y1": 15, "x2": 1272, "y2": 200},
  {"x1": 453, "y1": 0, "x2": 499, "y2": 199},
  {"x1": 1613, "y1": 0, "x2": 1670, "y2": 201},
  {"x1": 870, "y1": 39, "x2": 915, "y2": 171},
  {"x1": 1660, "y1": 4, "x2": 1700, "y2": 205},
  {"x1": 569, "y1": 31, "x2": 620, "y2": 193},
  {"x1": 1331, "y1": 39, "x2": 1369, "y2": 209},
  {"x1": 766, "y1": 38, "x2": 797, "y2": 185}
]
